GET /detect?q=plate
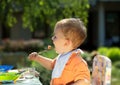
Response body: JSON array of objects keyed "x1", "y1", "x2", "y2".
[
  {"x1": 0, "y1": 65, "x2": 13, "y2": 72},
  {"x1": 0, "y1": 72, "x2": 20, "y2": 82}
]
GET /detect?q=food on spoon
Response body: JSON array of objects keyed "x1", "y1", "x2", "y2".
[{"x1": 47, "y1": 45, "x2": 52, "y2": 50}]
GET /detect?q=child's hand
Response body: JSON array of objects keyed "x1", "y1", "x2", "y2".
[{"x1": 28, "y1": 52, "x2": 38, "y2": 61}]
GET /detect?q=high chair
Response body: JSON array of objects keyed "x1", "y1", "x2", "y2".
[{"x1": 92, "y1": 55, "x2": 112, "y2": 85}]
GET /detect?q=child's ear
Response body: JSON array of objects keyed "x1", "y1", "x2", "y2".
[{"x1": 64, "y1": 39, "x2": 72, "y2": 46}]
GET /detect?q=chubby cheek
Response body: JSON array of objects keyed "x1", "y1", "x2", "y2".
[
  {"x1": 53, "y1": 43, "x2": 62, "y2": 54},
  {"x1": 55, "y1": 48, "x2": 62, "y2": 54},
  {"x1": 53, "y1": 42, "x2": 59, "y2": 50}
]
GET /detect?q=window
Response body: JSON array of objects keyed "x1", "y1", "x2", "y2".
[{"x1": 105, "y1": 12, "x2": 120, "y2": 46}]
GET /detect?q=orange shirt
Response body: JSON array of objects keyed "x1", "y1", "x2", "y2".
[{"x1": 51, "y1": 52, "x2": 90, "y2": 85}]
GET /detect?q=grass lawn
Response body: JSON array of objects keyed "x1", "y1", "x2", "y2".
[{"x1": 111, "y1": 64, "x2": 120, "y2": 85}]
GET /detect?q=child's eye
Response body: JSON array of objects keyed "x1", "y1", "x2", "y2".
[{"x1": 54, "y1": 36, "x2": 57, "y2": 39}]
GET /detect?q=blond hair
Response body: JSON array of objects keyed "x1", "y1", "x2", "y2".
[{"x1": 55, "y1": 18, "x2": 87, "y2": 49}]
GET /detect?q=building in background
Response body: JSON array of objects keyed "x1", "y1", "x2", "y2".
[{"x1": 87, "y1": 0, "x2": 120, "y2": 49}]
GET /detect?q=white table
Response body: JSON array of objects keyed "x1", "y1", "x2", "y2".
[{"x1": 1, "y1": 68, "x2": 43, "y2": 85}]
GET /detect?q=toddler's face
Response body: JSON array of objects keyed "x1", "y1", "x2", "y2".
[{"x1": 52, "y1": 28, "x2": 67, "y2": 54}]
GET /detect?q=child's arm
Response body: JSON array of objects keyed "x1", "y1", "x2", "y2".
[{"x1": 28, "y1": 52, "x2": 53, "y2": 70}]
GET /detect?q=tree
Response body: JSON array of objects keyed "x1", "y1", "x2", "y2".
[{"x1": 0, "y1": 0, "x2": 89, "y2": 32}]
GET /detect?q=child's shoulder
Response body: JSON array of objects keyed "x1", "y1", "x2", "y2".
[{"x1": 69, "y1": 50, "x2": 86, "y2": 63}]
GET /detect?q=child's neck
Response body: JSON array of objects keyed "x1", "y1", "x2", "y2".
[{"x1": 62, "y1": 48, "x2": 74, "y2": 54}]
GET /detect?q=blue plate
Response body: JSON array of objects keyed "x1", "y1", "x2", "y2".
[{"x1": 0, "y1": 65, "x2": 13, "y2": 72}]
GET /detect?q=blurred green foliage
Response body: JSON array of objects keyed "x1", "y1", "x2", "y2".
[
  {"x1": 0, "y1": 0, "x2": 89, "y2": 32},
  {"x1": 98, "y1": 47, "x2": 120, "y2": 62},
  {"x1": 97, "y1": 47, "x2": 108, "y2": 56},
  {"x1": 113, "y1": 61, "x2": 120, "y2": 69},
  {"x1": 111, "y1": 65, "x2": 120, "y2": 85},
  {"x1": 39, "y1": 48, "x2": 58, "y2": 59},
  {"x1": 0, "y1": 52, "x2": 28, "y2": 68}
]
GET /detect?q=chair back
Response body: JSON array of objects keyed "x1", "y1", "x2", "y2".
[{"x1": 92, "y1": 55, "x2": 112, "y2": 85}]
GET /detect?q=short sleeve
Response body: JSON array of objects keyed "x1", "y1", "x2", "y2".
[{"x1": 73, "y1": 59, "x2": 90, "y2": 81}]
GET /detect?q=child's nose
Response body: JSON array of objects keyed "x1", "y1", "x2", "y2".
[
  {"x1": 51, "y1": 36, "x2": 54, "y2": 40},
  {"x1": 52, "y1": 36, "x2": 56, "y2": 41}
]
